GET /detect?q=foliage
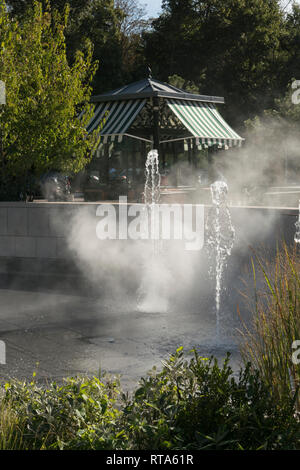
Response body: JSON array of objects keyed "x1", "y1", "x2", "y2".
[
  {"x1": 143, "y1": 0, "x2": 286, "y2": 125},
  {"x1": 7, "y1": 0, "x2": 142, "y2": 93},
  {"x1": 245, "y1": 77, "x2": 300, "y2": 128},
  {"x1": 0, "y1": 0, "x2": 99, "y2": 198},
  {"x1": 3, "y1": 374, "x2": 121, "y2": 449},
  {"x1": 7, "y1": 0, "x2": 300, "y2": 129},
  {"x1": 61, "y1": 0, "x2": 125, "y2": 93},
  {"x1": 114, "y1": 0, "x2": 150, "y2": 85},
  {"x1": 1, "y1": 348, "x2": 299, "y2": 450},
  {"x1": 241, "y1": 243, "x2": 300, "y2": 411},
  {"x1": 0, "y1": 400, "x2": 25, "y2": 449},
  {"x1": 168, "y1": 74, "x2": 200, "y2": 93},
  {"x1": 279, "y1": 3, "x2": 300, "y2": 94},
  {"x1": 121, "y1": 347, "x2": 299, "y2": 450}
]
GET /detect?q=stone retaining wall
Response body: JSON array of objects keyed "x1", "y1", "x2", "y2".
[{"x1": 0, "y1": 202, "x2": 298, "y2": 276}]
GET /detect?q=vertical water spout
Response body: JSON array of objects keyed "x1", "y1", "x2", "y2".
[
  {"x1": 138, "y1": 150, "x2": 169, "y2": 312},
  {"x1": 143, "y1": 149, "x2": 161, "y2": 252},
  {"x1": 206, "y1": 181, "x2": 235, "y2": 340}
]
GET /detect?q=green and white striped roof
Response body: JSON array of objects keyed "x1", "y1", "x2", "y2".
[
  {"x1": 86, "y1": 99, "x2": 147, "y2": 143},
  {"x1": 87, "y1": 78, "x2": 244, "y2": 147},
  {"x1": 166, "y1": 99, "x2": 243, "y2": 147}
]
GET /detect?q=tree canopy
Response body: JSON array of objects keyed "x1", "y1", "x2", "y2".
[
  {"x1": 0, "y1": 0, "x2": 99, "y2": 194},
  {"x1": 6, "y1": 0, "x2": 147, "y2": 92},
  {"x1": 7, "y1": 0, "x2": 300, "y2": 126},
  {"x1": 1, "y1": 0, "x2": 300, "y2": 195},
  {"x1": 143, "y1": 0, "x2": 287, "y2": 126}
]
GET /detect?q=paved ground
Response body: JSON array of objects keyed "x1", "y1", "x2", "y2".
[
  {"x1": 0, "y1": 278, "x2": 242, "y2": 391},
  {"x1": 0, "y1": 203, "x2": 288, "y2": 391}
]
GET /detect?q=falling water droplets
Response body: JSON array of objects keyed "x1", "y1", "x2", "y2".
[
  {"x1": 144, "y1": 149, "x2": 161, "y2": 206},
  {"x1": 137, "y1": 150, "x2": 169, "y2": 312},
  {"x1": 206, "y1": 181, "x2": 235, "y2": 340},
  {"x1": 143, "y1": 149, "x2": 162, "y2": 255}
]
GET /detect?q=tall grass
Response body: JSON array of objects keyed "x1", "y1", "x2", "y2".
[
  {"x1": 241, "y1": 243, "x2": 300, "y2": 410},
  {"x1": 0, "y1": 400, "x2": 25, "y2": 450}
]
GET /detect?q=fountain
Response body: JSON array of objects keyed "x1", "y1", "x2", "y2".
[
  {"x1": 144, "y1": 149, "x2": 161, "y2": 207},
  {"x1": 137, "y1": 157, "x2": 235, "y2": 330},
  {"x1": 137, "y1": 149, "x2": 170, "y2": 312},
  {"x1": 206, "y1": 181, "x2": 235, "y2": 340},
  {"x1": 143, "y1": 149, "x2": 161, "y2": 251}
]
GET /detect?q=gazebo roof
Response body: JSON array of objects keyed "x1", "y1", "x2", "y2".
[
  {"x1": 91, "y1": 78, "x2": 225, "y2": 104},
  {"x1": 87, "y1": 77, "x2": 243, "y2": 148}
]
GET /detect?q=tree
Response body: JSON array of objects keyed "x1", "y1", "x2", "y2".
[
  {"x1": 7, "y1": 0, "x2": 131, "y2": 93},
  {"x1": 0, "y1": 0, "x2": 99, "y2": 197},
  {"x1": 7, "y1": 0, "x2": 90, "y2": 18},
  {"x1": 279, "y1": 3, "x2": 300, "y2": 91},
  {"x1": 144, "y1": 0, "x2": 286, "y2": 126},
  {"x1": 114, "y1": 0, "x2": 150, "y2": 83},
  {"x1": 168, "y1": 74, "x2": 200, "y2": 93},
  {"x1": 115, "y1": 0, "x2": 147, "y2": 37},
  {"x1": 61, "y1": 0, "x2": 125, "y2": 92}
]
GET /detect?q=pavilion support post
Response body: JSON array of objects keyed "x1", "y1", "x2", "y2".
[
  {"x1": 125, "y1": 147, "x2": 129, "y2": 181},
  {"x1": 140, "y1": 139, "x2": 146, "y2": 163},
  {"x1": 104, "y1": 143, "x2": 110, "y2": 184},
  {"x1": 172, "y1": 142, "x2": 178, "y2": 187},
  {"x1": 207, "y1": 146, "x2": 213, "y2": 165},
  {"x1": 172, "y1": 142, "x2": 178, "y2": 165},
  {"x1": 207, "y1": 147, "x2": 214, "y2": 181},
  {"x1": 188, "y1": 140, "x2": 192, "y2": 165},
  {"x1": 161, "y1": 144, "x2": 166, "y2": 170},
  {"x1": 192, "y1": 140, "x2": 198, "y2": 168},
  {"x1": 152, "y1": 97, "x2": 160, "y2": 153},
  {"x1": 132, "y1": 139, "x2": 137, "y2": 180}
]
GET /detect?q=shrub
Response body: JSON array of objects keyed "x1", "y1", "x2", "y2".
[
  {"x1": 2, "y1": 374, "x2": 121, "y2": 449},
  {"x1": 120, "y1": 348, "x2": 300, "y2": 450},
  {"x1": 1, "y1": 348, "x2": 299, "y2": 450}
]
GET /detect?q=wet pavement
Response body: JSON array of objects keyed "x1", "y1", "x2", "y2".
[{"x1": 0, "y1": 279, "x2": 242, "y2": 390}]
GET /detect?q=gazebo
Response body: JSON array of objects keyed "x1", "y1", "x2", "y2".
[{"x1": 84, "y1": 77, "x2": 243, "y2": 198}]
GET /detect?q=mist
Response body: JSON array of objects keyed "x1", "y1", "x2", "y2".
[
  {"x1": 0, "y1": 117, "x2": 298, "y2": 388},
  {"x1": 57, "y1": 205, "x2": 209, "y2": 314},
  {"x1": 208, "y1": 116, "x2": 300, "y2": 206}
]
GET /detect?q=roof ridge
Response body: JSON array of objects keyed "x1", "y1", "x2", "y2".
[
  {"x1": 91, "y1": 77, "x2": 225, "y2": 105},
  {"x1": 147, "y1": 78, "x2": 155, "y2": 91}
]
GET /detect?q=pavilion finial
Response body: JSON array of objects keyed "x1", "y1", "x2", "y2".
[{"x1": 147, "y1": 66, "x2": 152, "y2": 79}]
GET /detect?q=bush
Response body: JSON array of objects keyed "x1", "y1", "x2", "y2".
[
  {"x1": 1, "y1": 349, "x2": 299, "y2": 450},
  {"x1": 2, "y1": 374, "x2": 121, "y2": 450},
  {"x1": 120, "y1": 348, "x2": 299, "y2": 450}
]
